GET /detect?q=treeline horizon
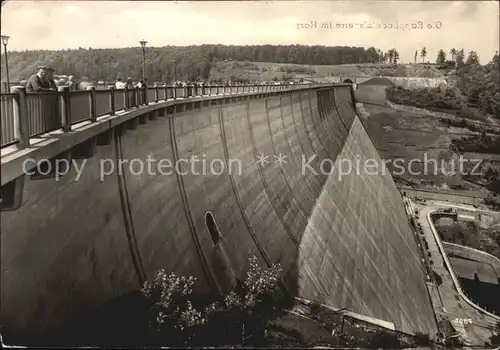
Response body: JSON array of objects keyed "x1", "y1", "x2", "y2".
[
  {"x1": 0, "y1": 44, "x2": 495, "y2": 83},
  {"x1": 1, "y1": 44, "x2": 390, "y2": 82}
]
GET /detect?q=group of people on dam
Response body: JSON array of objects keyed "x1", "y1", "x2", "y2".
[{"x1": 7, "y1": 65, "x2": 298, "y2": 93}]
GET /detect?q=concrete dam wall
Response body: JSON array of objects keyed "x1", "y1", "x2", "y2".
[{"x1": 1, "y1": 85, "x2": 437, "y2": 342}]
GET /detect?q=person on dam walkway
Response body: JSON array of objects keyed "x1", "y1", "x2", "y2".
[
  {"x1": 115, "y1": 78, "x2": 126, "y2": 89},
  {"x1": 45, "y1": 67, "x2": 58, "y2": 90},
  {"x1": 25, "y1": 66, "x2": 56, "y2": 92}
]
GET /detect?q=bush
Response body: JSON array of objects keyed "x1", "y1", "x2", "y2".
[
  {"x1": 445, "y1": 335, "x2": 464, "y2": 348},
  {"x1": 413, "y1": 332, "x2": 432, "y2": 346},
  {"x1": 141, "y1": 255, "x2": 284, "y2": 346},
  {"x1": 368, "y1": 330, "x2": 402, "y2": 348},
  {"x1": 309, "y1": 302, "x2": 322, "y2": 314}
]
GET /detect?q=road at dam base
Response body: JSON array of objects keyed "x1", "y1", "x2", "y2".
[{"x1": 1, "y1": 85, "x2": 438, "y2": 342}]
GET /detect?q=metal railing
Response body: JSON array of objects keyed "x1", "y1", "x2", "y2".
[{"x1": 0, "y1": 83, "x2": 308, "y2": 148}]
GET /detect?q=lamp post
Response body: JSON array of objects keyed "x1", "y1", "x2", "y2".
[
  {"x1": 1, "y1": 35, "x2": 10, "y2": 92},
  {"x1": 172, "y1": 60, "x2": 176, "y2": 84},
  {"x1": 139, "y1": 40, "x2": 147, "y2": 80}
]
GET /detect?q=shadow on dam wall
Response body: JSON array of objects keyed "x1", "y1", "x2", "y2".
[{"x1": 1, "y1": 85, "x2": 438, "y2": 343}]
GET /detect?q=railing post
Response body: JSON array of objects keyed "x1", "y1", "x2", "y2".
[
  {"x1": 164, "y1": 84, "x2": 168, "y2": 101},
  {"x1": 216, "y1": 85, "x2": 220, "y2": 95},
  {"x1": 88, "y1": 86, "x2": 97, "y2": 122},
  {"x1": 172, "y1": 85, "x2": 176, "y2": 100},
  {"x1": 154, "y1": 84, "x2": 159, "y2": 103},
  {"x1": 12, "y1": 87, "x2": 29, "y2": 148},
  {"x1": 143, "y1": 87, "x2": 148, "y2": 105},
  {"x1": 124, "y1": 86, "x2": 129, "y2": 110},
  {"x1": 59, "y1": 86, "x2": 71, "y2": 132},
  {"x1": 109, "y1": 86, "x2": 116, "y2": 116},
  {"x1": 135, "y1": 87, "x2": 139, "y2": 107}
]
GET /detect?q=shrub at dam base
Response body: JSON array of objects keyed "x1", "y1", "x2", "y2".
[
  {"x1": 141, "y1": 255, "x2": 286, "y2": 347},
  {"x1": 34, "y1": 255, "x2": 444, "y2": 348}
]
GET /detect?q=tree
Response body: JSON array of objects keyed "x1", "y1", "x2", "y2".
[
  {"x1": 456, "y1": 49, "x2": 465, "y2": 65},
  {"x1": 421, "y1": 47, "x2": 427, "y2": 63},
  {"x1": 141, "y1": 255, "x2": 284, "y2": 347},
  {"x1": 450, "y1": 48, "x2": 457, "y2": 62},
  {"x1": 414, "y1": 50, "x2": 418, "y2": 64},
  {"x1": 491, "y1": 51, "x2": 499, "y2": 66},
  {"x1": 392, "y1": 50, "x2": 400, "y2": 64},
  {"x1": 386, "y1": 48, "x2": 398, "y2": 64},
  {"x1": 466, "y1": 50, "x2": 480, "y2": 65},
  {"x1": 383, "y1": 52, "x2": 389, "y2": 64},
  {"x1": 436, "y1": 49, "x2": 446, "y2": 65},
  {"x1": 365, "y1": 47, "x2": 379, "y2": 63},
  {"x1": 388, "y1": 50, "x2": 394, "y2": 64},
  {"x1": 2, "y1": 44, "x2": 388, "y2": 82}
]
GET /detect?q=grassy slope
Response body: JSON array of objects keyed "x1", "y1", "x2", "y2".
[
  {"x1": 361, "y1": 104, "x2": 497, "y2": 196},
  {"x1": 208, "y1": 61, "x2": 445, "y2": 81}
]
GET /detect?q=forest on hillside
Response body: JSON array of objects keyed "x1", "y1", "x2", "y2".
[
  {"x1": 1, "y1": 45, "x2": 386, "y2": 82},
  {"x1": 387, "y1": 51, "x2": 499, "y2": 119}
]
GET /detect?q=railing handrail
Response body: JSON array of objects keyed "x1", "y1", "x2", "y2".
[
  {"x1": 0, "y1": 83, "x2": 335, "y2": 149},
  {"x1": 0, "y1": 92, "x2": 17, "y2": 97},
  {"x1": 2, "y1": 83, "x2": 316, "y2": 95}
]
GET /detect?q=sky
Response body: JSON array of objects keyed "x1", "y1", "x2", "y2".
[{"x1": 1, "y1": 0, "x2": 499, "y2": 63}]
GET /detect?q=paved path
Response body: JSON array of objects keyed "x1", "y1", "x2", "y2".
[{"x1": 406, "y1": 198, "x2": 498, "y2": 345}]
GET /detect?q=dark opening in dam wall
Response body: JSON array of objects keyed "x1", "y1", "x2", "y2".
[{"x1": 0, "y1": 85, "x2": 438, "y2": 342}]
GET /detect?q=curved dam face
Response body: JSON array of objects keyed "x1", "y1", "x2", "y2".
[{"x1": 1, "y1": 85, "x2": 437, "y2": 342}]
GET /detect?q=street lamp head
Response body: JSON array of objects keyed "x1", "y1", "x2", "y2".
[
  {"x1": 139, "y1": 40, "x2": 147, "y2": 47},
  {"x1": 1, "y1": 35, "x2": 10, "y2": 45}
]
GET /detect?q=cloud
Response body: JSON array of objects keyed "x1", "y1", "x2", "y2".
[{"x1": 1, "y1": 0, "x2": 498, "y2": 63}]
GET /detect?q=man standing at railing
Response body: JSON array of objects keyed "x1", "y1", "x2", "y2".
[
  {"x1": 115, "y1": 78, "x2": 126, "y2": 89},
  {"x1": 125, "y1": 77, "x2": 134, "y2": 89},
  {"x1": 45, "y1": 67, "x2": 58, "y2": 90},
  {"x1": 67, "y1": 76, "x2": 76, "y2": 90},
  {"x1": 25, "y1": 66, "x2": 56, "y2": 92},
  {"x1": 136, "y1": 79, "x2": 146, "y2": 88}
]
